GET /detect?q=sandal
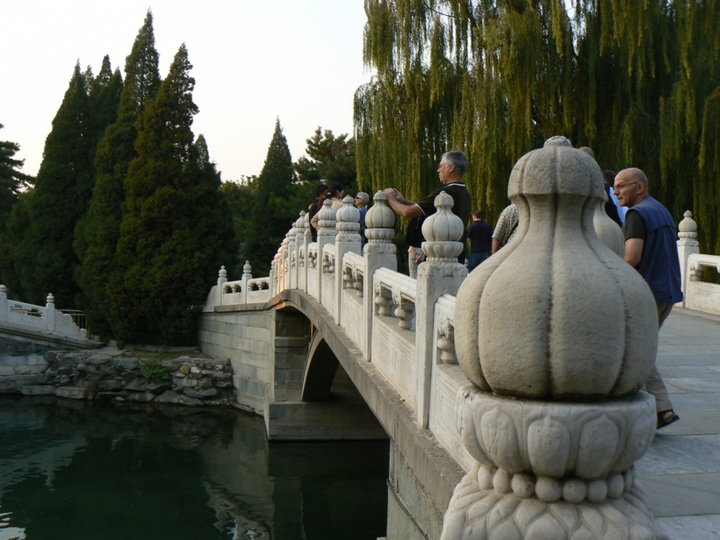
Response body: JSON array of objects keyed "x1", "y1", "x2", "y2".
[{"x1": 657, "y1": 410, "x2": 679, "y2": 429}]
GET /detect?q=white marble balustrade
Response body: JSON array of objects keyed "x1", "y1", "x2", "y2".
[
  {"x1": 202, "y1": 198, "x2": 718, "y2": 476},
  {"x1": 0, "y1": 286, "x2": 92, "y2": 343}
]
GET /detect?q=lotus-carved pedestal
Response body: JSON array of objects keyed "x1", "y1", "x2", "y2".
[{"x1": 443, "y1": 137, "x2": 659, "y2": 539}]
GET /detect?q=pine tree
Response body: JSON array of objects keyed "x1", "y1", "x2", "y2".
[
  {"x1": 74, "y1": 12, "x2": 161, "y2": 336},
  {"x1": 7, "y1": 64, "x2": 94, "y2": 305},
  {"x1": 357, "y1": 0, "x2": 720, "y2": 251},
  {"x1": 108, "y1": 45, "x2": 235, "y2": 345},
  {"x1": 294, "y1": 127, "x2": 356, "y2": 188},
  {"x1": 0, "y1": 124, "x2": 33, "y2": 229},
  {"x1": 245, "y1": 119, "x2": 298, "y2": 276}
]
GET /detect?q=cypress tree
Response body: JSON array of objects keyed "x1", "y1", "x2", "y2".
[
  {"x1": 357, "y1": 0, "x2": 720, "y2": 251},
  {"x1": 0, "y1": 192, "x2": 32, "y2": 295},
  {"x1": 109, "y1": 44, "x2": 234, "y2": 345},
  {"x1": 10, "y1": 64, "x2": 94, "y2": 305},
  {"x1": 245, "y1": 119, "x2": 298, "y2": 276},
  {"x1": 74, "y1": 12, "x2": 161, "y2": 336}
]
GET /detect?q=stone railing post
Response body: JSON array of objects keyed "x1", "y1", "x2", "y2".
[
  {"x1": 241, "y1": 260, "x2": 252, "y2": 303},
  {"x1": 415, "y1": 191, "x2": 467, "y2": 428},
  {"x1": 0, "y1": 284, "x2": 7, "y2": 322},
  {"x1": 315, "y1": 199, "x2": 337, "y2": 304},
  {"x1": 270, "y1": 256, "x2": 277, "y2": 296},
  {"x1": 444, "y1": 137, "x2": 658, "y2": 539},
  {"x1": 294, "y1": 211, "x2": 307, "y2": 291},
  {"x1": 302, "y1": 211, "x2": 312, "y2": 292},
  {"x1": 281, "y1": 233, "x2": 290, "y2": 290},
  {"x1": 44, "y1": 293, "x2": 56, "y2": 332},
  {"x1": 335, "y1": 195, "x2": 362, "y2": 323},
  {"x1": 363, "y1": 191, "x2": 396, "y2": 359},
  {"x1": 216, "y1": 266, "x2": 228, "y2": 306},
  {"x1": 677, "y1": 210, "x2": 699, "y2": 302},
  {"x1": 287, "y1": 220, "x2": 298, "y2": 290}
]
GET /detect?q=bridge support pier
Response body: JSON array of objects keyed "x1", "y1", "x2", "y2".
[{"x1": 267, "y1": 400, "x2": 386, "y2": 440}]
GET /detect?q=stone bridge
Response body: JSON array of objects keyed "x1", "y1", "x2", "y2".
[
  {"x1": 0, "y1": 285, "x2": 100, "y2": 349},
  {"x1": 199, "y1": 140, "x2": 720, "y2": 539}
]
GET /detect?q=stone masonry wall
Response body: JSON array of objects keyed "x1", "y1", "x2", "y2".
[{"x1": 198, "y1": 309, "x2": 274, "y2": 414}]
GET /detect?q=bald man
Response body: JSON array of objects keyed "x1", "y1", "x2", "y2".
[{"x1": 614, "y1": 167, "x2": 683, "y2": 429}]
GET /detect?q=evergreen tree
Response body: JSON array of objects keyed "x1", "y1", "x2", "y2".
[
  {"x1": 87, "y1": 56, "x2": 123, "y2": 152},
  {"x1": 0, "y1": 192, "x2": 31, "y2": 294},
  {"x1": 109, "y1": 45, "x2": 235, "y2": 345},
  {"x1": 357, "y1": 0, "x2": 720, "y2": 251},
  {"x1": 74, "y1": 12, "x2": 161, "y2": 336},
  {"x1": 221, "y1": 176, "x2": 257, "y2": 271},
  {"x1": 245, "y1": 119, "x2": 298, "y2": 276},
  {"x1": 293, "y1": 127, "x2": 356, "y2": 188},
  {"x1": 0, "y1": 124, "x2": 33, "y2": 229},
  {"x1": 7, "y1": 64, "x2": 94, "y2": 305}
]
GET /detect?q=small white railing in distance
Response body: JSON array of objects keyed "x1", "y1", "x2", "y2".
[{"x1": 0, "y1": 286, "x2": 97, "y2": 344}]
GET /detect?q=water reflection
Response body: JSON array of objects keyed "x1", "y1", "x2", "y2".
[{"x1": 0, "y1": 396, "x2": 388, "y2": 539}]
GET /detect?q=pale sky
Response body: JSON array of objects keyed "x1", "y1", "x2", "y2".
[{"x1": 1, "y1": 1, "x2": 370, "y2": 181}]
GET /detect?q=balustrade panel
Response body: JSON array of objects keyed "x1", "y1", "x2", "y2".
[
  {"x1": 340, "y1": 252, "x2": 365, "y2": 348},
  {"x1": 320, "y1": 244, "x2": 337, "y2": 318},
  {"x1": 429, "y1": 294, "x2": 473, "y2": 471},
  {"x1": 307, "y1": 244, "x2": 319, "y2": 300},
  {"x1": 685, "y1": 254, "x2": 720, "y2": 316}
]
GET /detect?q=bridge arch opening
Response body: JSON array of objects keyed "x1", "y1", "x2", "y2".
[{"x1": 268, "y1": 306, "x2": 386, "y2": 441}]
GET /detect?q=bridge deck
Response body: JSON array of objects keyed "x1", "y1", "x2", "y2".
[{"x1": 637, "y1": 308, "x2": 720, "y2": 539}]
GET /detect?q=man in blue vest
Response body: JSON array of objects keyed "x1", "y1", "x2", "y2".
[{"x1": 614, "y1": 167, "x2": 683, "y2": 429}]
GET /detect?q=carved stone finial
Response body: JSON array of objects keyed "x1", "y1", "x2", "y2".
[
  {"x1": 543, "y1": 135, "x2": 572, "y2": 147},
  {"x1": 243, "y1": 260, "x2": 252, "y2": 277},
  {"x1": 593, "y1": 184, "x2": 625, "y2": 256},
  {"x1": 46, "y1": 293, "x2": 55, "y2": 305},
  {"x1": 0, "y1": 284, "x2": 6, "y2": 295},
  {"x1": 296, "y1": 211, "x2": 307, "y2": 232},
  {"x1": 421, "y1": 191, "x2": 464, "y2": 261},
  {"x1": 317, "y1": 199, "x2": 337, "y2": 236},
  {"x1": 678, "y1": 210, "x2": 698, "y2": 239},
  {"x1": 444, "y1": 136, "x2": 658, "y2": 539},
  {"x1": 364, "y1": 191, "x2": 396, "y2": 250},
  {"x1": 219, "y1": 266, "x2": 227, "y2": 279},
  {"x1": 336, "y1": 195, "x2": 361, "y2": 242},
  {"x1": 456, "y1": 138, "x2": 657, "y2": 400}
]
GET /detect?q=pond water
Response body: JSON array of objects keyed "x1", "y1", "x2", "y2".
[{"x1": 0, "y1": 396, "x2": 389, "y2": 540}]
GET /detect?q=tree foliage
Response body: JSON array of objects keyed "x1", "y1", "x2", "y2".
[
  {"x1": 3, "y1": 61, "x2": 119, "y2": 305},
  {"x1": 0, "y1": 124, "x2": 33, "y2": 230},
  {"x1": 357, "y1": 0, "x2": 720, "y2": 252},
  {"x1": 294, "y1": 127, "x2": 356, "y2": 188},
  {"x1": 244, "y1": 120, "x2": 299, "y2": 276},
  {"x1": 108, "y1": 45, "x2": 235, "y2": 345},
  {"x1": 74, "y1": 12, "x2": 161, "y2": 336}
]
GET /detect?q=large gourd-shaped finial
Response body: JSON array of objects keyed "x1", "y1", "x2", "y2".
[{"x1": 454, "y1": 136, "x2": 658, "y2": 400}]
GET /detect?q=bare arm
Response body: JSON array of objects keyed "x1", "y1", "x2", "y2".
[
  {"x1": 491, "y1": 237, "x2": 501, "y2": 254},
  {"x1": 624, "y1": 238, "x2": 644, "y2": 267},
  {"x1": 384, "y1": 188, "x2": 423, "y2": 218}
]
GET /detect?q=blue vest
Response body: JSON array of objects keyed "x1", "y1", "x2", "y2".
[{"x1": 630, "y1": 196, "x2": 683, "y2": 305}]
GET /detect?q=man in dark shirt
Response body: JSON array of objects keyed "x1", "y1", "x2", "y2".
[
  {"x1": 466, "y1": 210, "x2": 491, "y2": 271},
  {"x1": 615, "y1": 167, "x2": 683, "y2": 429},
  {"x1": 384, "y1": 151, "x2": 472, "y2": 268}
]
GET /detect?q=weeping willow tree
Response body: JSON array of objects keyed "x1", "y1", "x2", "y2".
[{"x1": 356, "y1": 0, "x2": 720, "y2": 252}]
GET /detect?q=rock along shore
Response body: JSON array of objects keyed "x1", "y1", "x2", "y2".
[{"x1": 0, "y1": 337, "x2": 236, "y2": 407}]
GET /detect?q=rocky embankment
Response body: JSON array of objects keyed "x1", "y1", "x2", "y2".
[{"x1": 0, "y1": 337, "x2": 236, "y2": 407}]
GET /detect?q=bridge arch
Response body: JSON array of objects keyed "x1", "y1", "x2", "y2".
[
  {"x1": 269, "y1": 299, "x2": 386, "y2": 441},
  {"x1": 302, "y1": 330, "x2": 338, "y2": 401}
]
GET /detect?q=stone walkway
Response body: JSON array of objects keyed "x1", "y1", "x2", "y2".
[{"x1": 636, "y1": 307, "x2": 720, "y2": 539}]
